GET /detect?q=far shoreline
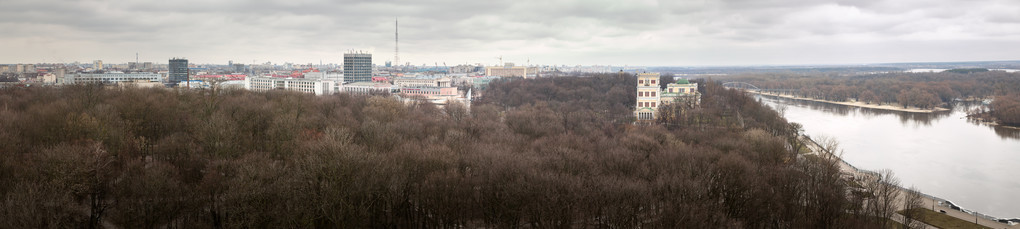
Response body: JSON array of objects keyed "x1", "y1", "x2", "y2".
[
  {"x1": 749, "y1": 91, "x2": 950, "y2": 113},
  {"x1": 966, "y1": 115, "x2": 1020, "y2": 130}
]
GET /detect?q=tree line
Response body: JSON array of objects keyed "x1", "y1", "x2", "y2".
[
  {"x1": 977, "y1": 94, "x2": 1020, "y2": 126},
  {"x1": 2, "y1": 74, "x2": 910, "y2": 228},
  {"x1": 717, "y1": 71, "x2": 1020, "y2": 109}
]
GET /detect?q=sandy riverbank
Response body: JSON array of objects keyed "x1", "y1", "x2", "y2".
[{"x1": 751, "y1": 91, "x2": 950, "y2": 113}]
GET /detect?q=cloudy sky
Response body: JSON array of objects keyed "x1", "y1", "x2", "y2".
[{"x1": 1, "y1": 0, "x2": 1019, "y2": 66}]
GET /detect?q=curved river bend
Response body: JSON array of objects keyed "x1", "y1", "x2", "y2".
[{"x1": 757, "y1": 95, "x2": 1020, "y2": 218}]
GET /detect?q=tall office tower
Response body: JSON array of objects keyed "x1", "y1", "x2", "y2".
[
  {"x1": 343, "y1": 51, "x2": 372, "y2": 83},
  {"x1": 93, "y1": 60, "x2": 103, "y2": 70},
  {"x1": 169, "y1": 58, "x2": 189, "y2": 87}
]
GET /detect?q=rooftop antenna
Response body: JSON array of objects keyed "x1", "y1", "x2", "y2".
[{"x1": 394, "y1": 17, "x2": 399, "y2": 70}]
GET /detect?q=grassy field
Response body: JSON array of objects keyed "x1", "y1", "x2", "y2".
[
  {"x1": 898, "y1": 208, "x2": 991, "y2": 229},
  {"x1": 883, "y1": 218, "x2": 906, "y2": 229}
]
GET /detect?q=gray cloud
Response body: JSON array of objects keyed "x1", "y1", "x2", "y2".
[{"x1": 1, "y1": 0, "x2": 1018, "y2": 66}]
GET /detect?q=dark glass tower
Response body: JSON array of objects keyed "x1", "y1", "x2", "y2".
[
  {"x1": 343, "y1": 52, "x2": 372, "y2": 83},
  {"x1": 169, "y1": 58, "x2": 189, "y2": 87}
]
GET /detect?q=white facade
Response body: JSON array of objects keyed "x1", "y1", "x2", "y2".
[
  {"x1": 303, "y1": 72, "x2": 342, "y2": 80},
  {"x1": 635, "y1": 73, "x2": 661, "y2": 120},
  {"x1": 634, "y1": 73, "x2": 701, "y2": 121},
  {"x1": 62, "y1": 72, "x2": 162, "y2": 85},
  {"x1": 41, "y1": 73, "x2": 57, "y2": 84},
  {"x1": 245, "y1": 76, "x2": 341, "y2": 95},
  {"x1": 343, "y1": 82, "x2": 397, "y2": 95},
  {"x1": 393, "y1": 77, "x2": 452, "y2": 88}
]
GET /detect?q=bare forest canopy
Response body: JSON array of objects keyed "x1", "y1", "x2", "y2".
[
  {"x1": 2, "y1": 76, "x2": 901, "y2": 228},
  {"x1": 985, "y1": 95, "x2": 1020, "y2": 126}
]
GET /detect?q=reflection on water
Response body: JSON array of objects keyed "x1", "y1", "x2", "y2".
[
  {"x1": 761, "y1": 96, "x2": 1018, "y2": 139},
  {"x1": 993, "y1": 127, "x2": 1020, "y2": 140},
  {"x1": 758, "y1": 95, "x2": 1020, "y2": 218}
]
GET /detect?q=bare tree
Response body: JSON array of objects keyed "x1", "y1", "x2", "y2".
[
  {"x1": 802, "y1": 136, "x2": 848, "y2": 228},
  {"x1": 902, "y1": 186, "x2": 926, "y2": 229},
  {"x1": 865, "y1": 169, "x2": 900, "y2": 225}
]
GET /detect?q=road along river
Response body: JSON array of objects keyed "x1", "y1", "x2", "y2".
[{"x1": 757, "y1": 95, "x2": 1020, "y2": 219}]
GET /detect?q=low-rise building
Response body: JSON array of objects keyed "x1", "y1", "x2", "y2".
[
  {"x1": 41, "y1": 73, "x2": 57, "y2": 84},
  {"x1": 343, "y1": 82, "x2": 397, "y2": 95},
  {"x1": 485, "y1": 66, "x2": 538, "y2": 78},
  {"x1": 118, "y1": 80, "x2": 165, "y2": 88},
  {"x1": 661, "y1": 79, "x2": 700, "y2": 105},
  {"x1": 62, "y1": 72, "x2": 163, "y2": 85},
  {"x1": 471, "y1": 76, "x2": 501, "y2": 90},
  {"x1": 399, "y1": 86, "x2": 458, "y2": 98},
  {"x1": 245, "y1": 76, "x2": 341, "y2": 95},
  {"x1": 450, "y1": 64, "x2": 481, "y2": 73},
  {"x1": 393, "y1": 77, "x2": 452, "y2": 88}
]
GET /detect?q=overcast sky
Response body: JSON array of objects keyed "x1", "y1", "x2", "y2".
[{"x1": 1, "y1": 0, "x2": 1019, "y2": 66}]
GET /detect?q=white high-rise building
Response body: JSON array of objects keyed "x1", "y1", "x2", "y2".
[{"x1": 635, "y1": 73, "x2": 661, "y2": 120}]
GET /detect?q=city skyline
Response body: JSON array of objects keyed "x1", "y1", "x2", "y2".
[{"x1": 1, "y1": 0, "x2": 1019, "y2": 66}]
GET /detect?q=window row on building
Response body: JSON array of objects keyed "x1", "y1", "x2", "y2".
[
  {"x1": 245, "y1": 77, "x2": 341, "y2": 95},
  {"x1": 62, "y1": 73, "x2": 163, "y2": 85},
  {"x1": 634, "y1": 72, "x2": 701, "y2": 121}
]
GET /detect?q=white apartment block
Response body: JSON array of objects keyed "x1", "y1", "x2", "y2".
[
  {"x1": 62, "y1": 72, "x2": 162, "y2": 85},
  {"x1": 245, "y1": 76, "x2": 341, "y2": 95}
]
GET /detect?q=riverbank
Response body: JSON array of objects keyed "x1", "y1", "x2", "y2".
[
  {"x1": 750, "y1": 91, "x2": 949, "y2": 113},
  {"x1": 799, "y1": 135, "x2": 1018, "y2": 228},
  {"x1": 967, "y1": 113, "x2": 1020, "y2": 130}
]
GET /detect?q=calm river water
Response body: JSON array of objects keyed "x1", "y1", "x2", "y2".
[{"x1": 757, "y1": 95, "x2": 1020, "y2": 218}]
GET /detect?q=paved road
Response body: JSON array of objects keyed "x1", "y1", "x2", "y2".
[{"x1": 921, "y1": 196, "x2": 1018, "y2": 229}]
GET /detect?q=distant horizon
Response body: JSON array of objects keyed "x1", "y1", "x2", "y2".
[{"x1": 6, "y1": 59, "x2": 1020, "y2": 69}]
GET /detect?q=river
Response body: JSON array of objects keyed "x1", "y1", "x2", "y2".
[{"x1": 756, "y1": 95, "x2": 1020, "y2": 218}]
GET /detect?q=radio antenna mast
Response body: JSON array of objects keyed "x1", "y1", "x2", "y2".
[{"x1": 394, "y1": 17, "x2": 399, "y2": 68}]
